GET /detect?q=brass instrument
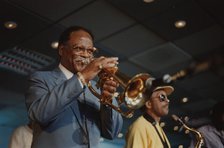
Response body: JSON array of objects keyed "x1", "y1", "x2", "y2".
[
  {"x1": 88, "y1": 67, "x2": 154, "y2": 118},
  {"x1": 172, "y1": 114, "x2": 204, "y2": 148}
]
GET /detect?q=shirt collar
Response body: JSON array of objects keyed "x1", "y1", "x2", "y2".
[
  {"x1": 59, "y1": 63, "x2": 73, "y2": 80},
  {"x1": 143, "y1": 113, "x2": 157, "y2": 125}
]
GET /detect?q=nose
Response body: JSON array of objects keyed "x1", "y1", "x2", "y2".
[{"x1": 165, "y1": 98, "x2": 170, "y2": 103}]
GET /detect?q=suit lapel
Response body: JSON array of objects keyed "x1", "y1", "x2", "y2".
[
  {"x1": 51, "y1": 67, "x2": 86, "y2": 134},
  {"x1": 51, "y1": 68, "x2": 67, "y2": 85}
]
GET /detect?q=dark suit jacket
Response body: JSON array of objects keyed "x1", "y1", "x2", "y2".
[{"x1": 25, "y1": 68, "x2": 123, "y2": 148}]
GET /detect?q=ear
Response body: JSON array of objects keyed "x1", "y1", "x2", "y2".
[
  {"x1": 58, "y1": 45, "x2": 63, "y2": 56},
  {"x1": 145, "y1": 100, "x2": 152, "y2": 109}
]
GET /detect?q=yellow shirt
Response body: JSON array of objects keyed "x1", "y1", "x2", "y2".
[{"x1": 125, "y1": 116, "x2": 171, "y2": 148}]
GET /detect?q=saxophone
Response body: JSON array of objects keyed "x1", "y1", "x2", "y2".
[{"x1": 172, "y1": 114, "x2": 204, "y2": 148}]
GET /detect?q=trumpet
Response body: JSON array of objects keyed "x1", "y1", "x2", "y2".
[{"x1": 88, "y1": 67, "x2": 154, "y2": 118}]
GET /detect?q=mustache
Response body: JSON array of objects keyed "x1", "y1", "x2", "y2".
[{"x1": 73, "y1": 57, "x2": 93, "y2": 65}]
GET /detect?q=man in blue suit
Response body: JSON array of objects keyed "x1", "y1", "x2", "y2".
[{"x1": 25, "y1": 26, "x2": 123, "y2": 148}]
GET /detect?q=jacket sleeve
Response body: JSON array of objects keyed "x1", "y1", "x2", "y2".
[
  {"x1": 25, "y1": 72, "x2": 83, "y2": 125},
  {"x1": 100, "y1": 99, "x2": 123, "y2": 139}
]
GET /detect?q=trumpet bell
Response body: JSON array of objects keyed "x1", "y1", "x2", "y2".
[
  {"x1": 124, "y1": 73, "x2": 151, "y2": 109},
  {"x1": 88, "y1": 67, "x2": 154, "y2": 118}
]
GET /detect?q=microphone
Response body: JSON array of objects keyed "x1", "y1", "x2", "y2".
[
  {"x1": 163, "y1": 74, "x2": 172, "y2": 84},
  {"x1": 163, "y1": 70, "x2": 187, "y2": 84}
]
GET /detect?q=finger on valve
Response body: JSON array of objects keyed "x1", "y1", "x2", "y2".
[{"x1": 101, "y1": 91, "x2": 113, "y2": 103}]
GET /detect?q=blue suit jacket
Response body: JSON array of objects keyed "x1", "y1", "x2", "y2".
[{"x1": 25, "y1": 68, "x2": 123, "y2": 148}]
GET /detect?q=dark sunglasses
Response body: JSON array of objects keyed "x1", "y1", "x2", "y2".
[{"x1": 152, "y1": 94, "x2": 169, "y2": 102}]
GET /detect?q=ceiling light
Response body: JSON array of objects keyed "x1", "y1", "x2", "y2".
[
  {"x1": 143, "y1": 0, "x2": 155, "y2": 3},
  {"x1": 174, "y1": 20, "x2": 186, "y2": 28},
  {"x1": 184, "y1": 116, "x2": 189, "y2": 122},
  {"x1": 181, "y1": 97, "x2": 188, "y2": 103},
  {"x1": 51, "y1": 41, "x2": 59, "y2": 49},
  {"x1": 173, "y1": 126, "x2": 179, "y2": 131},
  {"x1": 4, "y1": 21, "x2": 18, "y2": 29},
  {"x1": 178, "y1": 145, "x2": 184, "y2": 148}
]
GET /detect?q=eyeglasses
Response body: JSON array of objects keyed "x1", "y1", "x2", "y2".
[
  {"x1": 152, "y1": 94, "x2": 169, "y2": 102},
  {"x1": 65, "y1": 44, "x2": 97, "y2": 56}
]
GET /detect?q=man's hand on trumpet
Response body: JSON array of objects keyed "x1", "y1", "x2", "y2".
[
  {"x1": 79, "y1": 56, "x2": 118, "y2": 85},
  {"x1": 100, "y1": 76, "x2": 119, "y2": 104}
]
